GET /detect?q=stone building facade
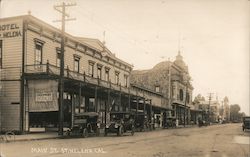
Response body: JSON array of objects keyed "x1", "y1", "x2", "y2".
[{"x1": 131, "y1": 52, "x2": 194, "y2": 126}]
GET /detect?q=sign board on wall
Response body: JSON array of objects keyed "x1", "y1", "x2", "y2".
[
  {"x1": 35, "y1": 91, "x2": 53, "y2": 102},
  {"x1": 0, "y1": 23, "x2": 22, "y2": 38},
  {"x1": 29, "y1": 80, "x2": 58, "y2": 112}
]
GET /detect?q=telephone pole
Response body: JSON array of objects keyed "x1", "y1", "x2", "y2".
[
  {"x1": 54, "y1": 2, "x2": 76, "y2": 136},
  {"x1": 208, "y1": 93, "x2": 213, "y2": 124}
]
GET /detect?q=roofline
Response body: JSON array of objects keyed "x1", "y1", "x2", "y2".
[
  {"x1": 0, "y1": 15, "x2": 133, "y2": 68},
  {"x1": 131, "y1": 83, "x2": 163, "y2": 96}
]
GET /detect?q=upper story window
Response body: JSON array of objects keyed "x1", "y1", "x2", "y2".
[
  {"x1": 73, "y1": 55, "x2": 80, "y2": 73},
  {"x1": 97, "y1": 64, "x2": 103, "y2": 79},
  {"x1": 179, "y1": 89, "x2": 184, "y2": 101},
  {"x1": 105, "y1": 67, "x2": 110, "y2": 82},
  {"x1": 0, "y1": 40, "x2": 2, "y2": 69},
  {"x1": 115, "y1": 71, "x2": 120, "y2": 85},
  {"x1": 88, "y1": 61, "x2": 95, "y2": 77},
  {"x1": 155, "y1": 86, "x2": 160, "y2": 93},
  {"x1": 34, "y1": 39, "x2": 45, "y2": 65},
  {"x1": 186, "y1": 92, "x2": 190, "y2": 103},
  {"x1": 56, "y1": 47, "x2": 61, "y2": 67},
  {"x1": 124, "y1": 75, "x2": 128, "y2": 87}
]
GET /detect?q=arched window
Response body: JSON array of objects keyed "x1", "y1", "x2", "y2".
[
  {"x1": 179, "y1": 89, "x2": 183, "y2": 101},
  {"x1": 186, "y1": 93, "x2": 190, "y2": 103}
]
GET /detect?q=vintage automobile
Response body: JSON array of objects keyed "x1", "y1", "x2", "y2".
[
  {"x1": 198, "y1": 118, "x2": 209, "y2": 127},
  {"x1": 67, "y1": 112, "x2": 100, "y2": 137},
  {"x1": 163, "y1": 118, "x2": 176, "y2": 128},
  {"x1": 242, "y1": 116, "x2": 250, "y2": 131},
  {"x1": 105, "y1": 111, "x2": 135, "y2": 136},
  {"x1": 134, "y1": 113, "x2": 150, "y2": 131}
]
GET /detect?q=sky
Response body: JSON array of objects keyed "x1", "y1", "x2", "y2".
[{"x1": 0, "y1": 0, "x2": 249, "y2": 114}]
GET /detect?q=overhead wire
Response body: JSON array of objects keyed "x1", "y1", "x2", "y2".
[{"x1": 69, "y1": 4, "x2": 160, "y2": 58}]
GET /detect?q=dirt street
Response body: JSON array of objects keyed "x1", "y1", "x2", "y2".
[{"x1": 0, "y1": 123, "x2": 249, "y2": 157}]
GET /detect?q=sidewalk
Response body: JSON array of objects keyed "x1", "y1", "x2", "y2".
[
  {"x1": 2, "y1": 132, "x2": 59, "y2": 143},
  {"x1": 4, "y1": 124, "x2": 200, "y2": 143}
]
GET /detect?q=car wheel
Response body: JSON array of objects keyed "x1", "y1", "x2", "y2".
[
  {"x1": 117, "y1": 126, "x2": 123, "y2": 136},
  {"x1": 82, "y1": 128, "x2": 88, "y2": 138},
  {"x1": 131, "y1": 126, "x2": 135, "y2": 136},
  {"x1": 96, "y1": 128, "x2": 100, "y2": 136},
  {"x1": 66, "y1": 130, "x2": 71, "y2": 136},
  {"x1": 104, "y1": 128, "x2": 108, "y2": 136}
]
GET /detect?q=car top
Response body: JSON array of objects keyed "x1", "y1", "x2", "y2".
[
  {"x1": 110, "y1": 111, "x2": 134, "y2": 115},
  {"x1": 74, "y1": 112, "x2": 99, "y2": 117}
]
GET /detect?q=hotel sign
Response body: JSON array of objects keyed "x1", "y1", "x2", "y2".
[{"x1": 0, "y1": 23, "x2": 22, "y2": 38}]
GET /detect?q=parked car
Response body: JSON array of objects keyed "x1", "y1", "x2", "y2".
[
  {"x1": 163, "y1": 118, "x2": 176, "y2": 128},
  {"x1": 242, "y1": 116, "x2": 250, "y2": 131},
  {"x1": 198, "y1": 118, "x2": 209, "y2": 127},
  {"x1": 105, "y1": 111, "x2": 135, "y2": 136},
  {"x1": 67, "y1": 112, "x2": 100, "y2": 137},
  {"x1": 134, "y1": 113, "x2": 150, "y2": 131}
]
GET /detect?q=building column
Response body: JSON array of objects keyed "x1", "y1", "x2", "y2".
[
  {"x1": 128, "y1": 93, "x2": 131, "y2": 112},
  {"x1": 94, "y1": 86, "x2": 98, "y2": 112},
  {"x1": 119, "y1": 92, "x2": 122, "y2": 111},
  {"x1": 136, "y1": 97, "x2": 139, "y2": 117},
  {"x1": 143, "y1": 98, "x2": 146, "y2": 113}
]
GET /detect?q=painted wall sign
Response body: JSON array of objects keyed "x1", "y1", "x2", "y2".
[
  {"x1": 29, "y1": 80, "x2": 58, "y2": 112},
  {"x1": 35, "y1": 91, "x2": 53, "y2": 102},
  {"x1": 0, "y1": 23, "x2": 22, "y2": 38}
]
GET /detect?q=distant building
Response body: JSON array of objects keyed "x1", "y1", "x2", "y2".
[
  {"x1": 222, "y1": 97, "x2": 230, "y2": 122},
  {"x1": 199, "y1": 100, "x2": 220, "y2": 123}
]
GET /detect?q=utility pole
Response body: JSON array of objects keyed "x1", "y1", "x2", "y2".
[
  {"x1": 208, "y1": 93, "x2": 213, "y2": 124},
  {"x1": 54, "y1": 2, "x2": 76, "y2": 136},
  {"x1": 168, "y1": 58, "x2": 172, "y2": 118}
]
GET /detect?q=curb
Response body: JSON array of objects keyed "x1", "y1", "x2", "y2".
[
  {"x1": 2, "y1": 125, "x2": 204, "y2": 143},
  {"x1": 1, "y1": 136, "x2": 60, "y2": 143}
]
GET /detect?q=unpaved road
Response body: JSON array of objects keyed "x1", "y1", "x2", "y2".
[{"x1": 0, "y1": 123, "x2": 249, "y2": 157}]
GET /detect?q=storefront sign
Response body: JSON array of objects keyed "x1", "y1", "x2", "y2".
[
  {"x1": 29, "y1": 80, "x2": 59, "y2": 112},
  {"x1": 0, "y1": 23, "x2": 22, "y2": 38},
  {"x1": 35, "y1": 92, "x2": 53, "y2": 102}
]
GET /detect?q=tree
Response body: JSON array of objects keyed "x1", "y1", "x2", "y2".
[
  {"x1": 193, "y1": 94, "x2": 206, "y2": 103},
  {"x1": 230, "y1": 104, "x2": 241, "y2": 122}
]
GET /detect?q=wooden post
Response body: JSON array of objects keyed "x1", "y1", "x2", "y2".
[
  {"x1": 128, "y1": 92, "x2": 131, "y2": 112},
  {"x1": 143, "y1": 98, "x2": 146, "y2": 113},
  {"x1": 119, "y1": 91, "x2": 122, "y2": 111},
  {"x1": 79, "y1": 83, "x2": 81, "y2": 113},
  {"x1": 136, "y1": 97, "x2": 139, "y2": 117},
  {"x1": 95, "y1": 86, "x2": 98, "y2": 112}
]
